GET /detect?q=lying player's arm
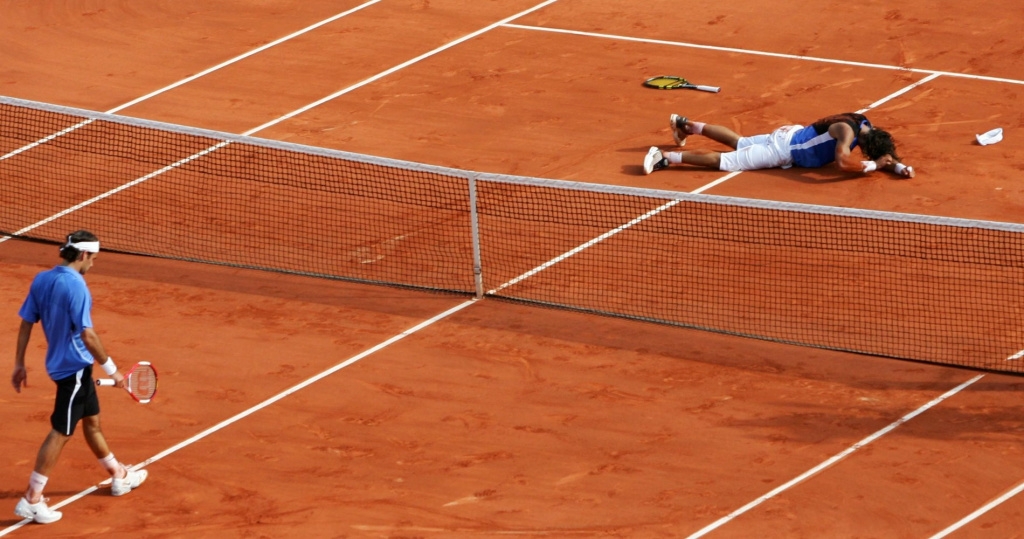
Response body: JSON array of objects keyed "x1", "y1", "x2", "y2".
[
  {"x1": 882, "y1": 159, "x2": 916, "y2": 178},
  {"x1": 829, "y1": 123, "x2": 884, "y2": 173}
]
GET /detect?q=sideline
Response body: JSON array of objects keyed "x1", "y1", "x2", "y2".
[
  {"x1": 0, "y1": 0, "x2": 382, "y2": 164},
  {"x1": 0, "y1": 0, "x2": 560, "y2": 245},
  {"x1": 686, "y1": 375, "x2": 985, "y2": 538},
  {"x1": 930, "y1": 479, "x2": 1024, "y2": 538}
]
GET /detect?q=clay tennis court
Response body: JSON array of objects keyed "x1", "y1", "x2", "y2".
[{"x1": 2, "y1": 1, "x2": 1023, "y2": 537}]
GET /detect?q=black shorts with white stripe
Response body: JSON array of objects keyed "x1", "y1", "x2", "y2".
[{"x1": 50, "y1": 366, "x2": 100, "y2": 436}]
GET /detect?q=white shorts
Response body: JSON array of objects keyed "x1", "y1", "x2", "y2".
[{"x1": 718, "y1": 125, "x2": 802, "y2": 172}]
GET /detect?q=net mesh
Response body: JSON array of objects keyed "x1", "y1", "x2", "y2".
[{"x1": 3, "y1": 96, "x2": 1023, "y2": 373}]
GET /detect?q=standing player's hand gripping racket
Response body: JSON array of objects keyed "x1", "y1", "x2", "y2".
[
  {"x1": 97, "y1": 361, "x2": 158, "y2": 404},
  {"x1": 643, "y1": 76, "x2": 721, "y2": 93}
]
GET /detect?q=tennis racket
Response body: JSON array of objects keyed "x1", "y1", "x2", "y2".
[
  {"x1": 643, "y1": 76, "x2": 720, "y2": 93},
  {"x1": 97, "y1": 361, "x2": 158, "y2": 404}
]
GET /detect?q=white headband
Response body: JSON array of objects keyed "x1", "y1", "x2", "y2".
[{"x1": 67, "y1": 241, "x2": 100, "y2": 253}]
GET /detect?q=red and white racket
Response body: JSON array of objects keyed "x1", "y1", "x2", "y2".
[{"x1": 96, "y1": 361, "x2": 158, "y2": 404}]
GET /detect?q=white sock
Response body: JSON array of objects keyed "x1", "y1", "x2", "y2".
[
  {"x1": 27, "y1": 471, "x2": 47, "y2": 502},
  {"x1": 99, "y1": 453, "x2": 126, "y2": 478},
  {"x1": 687, "y1": 122, "x2": 706, "y2": 135},
  {"x1": 666, "y1": 152, "x2": 683, "y2": 165}
]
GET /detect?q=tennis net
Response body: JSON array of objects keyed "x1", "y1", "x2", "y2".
[{"x1": 3, "y1": 95, "x2": 1023, "y2": 373}]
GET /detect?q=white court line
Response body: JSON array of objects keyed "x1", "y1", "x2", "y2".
[
  {"x1": 0, "y1": 299, "x2": 480, "y2": 536},
  {"x1": 0, "y1": 0, "x2": 560, "y2": 245},
  {"x1": 239, "y1": 0, "x2": 559, "y2": 136},
  {"x1": 685, "y1": 374, "x2": 985, "y2": 539},
  {"x1": 503, "y1": 24, "x2": 1024, "y2": 86},
  {"x1": 106, "y1": 0, "x2": 382, "y2": 115},
  {"x1": 857, "y1": 73, "x2": 943, "y2": 113},
  {"x1": 1007, "y1": 349, "x2": 1024, "y2": 361},
  {"x1": 1, "y1": 2, "x2": 565, "y2": 533},
  {"x1": 1, "y1": 142, "x2": 230, "y2": 241},
  {"x1": 488, "y1": 198, "x2": 680, "y2": 295},
  {"x1": 930, "y1": 479, "x2": 1024, "y2": 538},
  {"x1": 0, "y1": 0, "x2": 380, "y2": 163},
  {"x1": 689, "y1": 171, "x2": 742, "y2": 194},
  {"x1": 0, "y1": 7, "x2": 985, "y2": 534}
]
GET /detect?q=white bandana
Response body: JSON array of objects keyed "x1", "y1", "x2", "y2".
[{"x1": 68, "y1": 241, "x2": 100, "y2": 253}]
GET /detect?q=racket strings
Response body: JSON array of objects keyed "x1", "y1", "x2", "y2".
[{"x1": 129, "y1": 367, "x2": 158, "y2": 400}]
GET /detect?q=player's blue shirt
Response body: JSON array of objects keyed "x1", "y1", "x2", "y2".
[
  {"x1": 788, "y1": 114, "x2": 871, "y2": 168},
  {"x1": 18, "y1": 265, "x2": 95, "y2": 381}
]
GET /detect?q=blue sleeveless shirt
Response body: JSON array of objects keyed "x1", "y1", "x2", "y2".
[{"x1": 788, "y1": 113, "x2": 871, "y2": 168}]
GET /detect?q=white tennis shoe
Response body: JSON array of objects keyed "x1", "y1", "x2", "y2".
[
  {"x1": 643, "y1": 146, "x2": 669, "y2": 175},
  {"x1": 670, "y1": 114, "x2": 689, "y2": 146},
  {"x1": 14, "y1": 497, "x2": 62, "y2": 524},
  {"x1": 111, "y1": 467, "x2": 148, "y2": 496}
]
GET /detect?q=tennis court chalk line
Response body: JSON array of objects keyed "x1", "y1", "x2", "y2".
[
  {"x1": 1, "y1": 32, "x2": 956, "y2": 534},
  {"x1": 0, "y1": 1, "x2": 564, "y2": 534},
  {"x1": 0, "y1": 299, "x2": 480, "y2": 536},
  {"x1": 0, "y1": 0, "x2": 381, "y2": 165},
  {"x1": 0, "y1": 0, "x2": 560, "y2": 246},
  {"x1": 0, "y1": 6, "x2": 994, "y2": 535},
  {"x1": 504, "y1": 24, "x2": 1024, "y2": 86},
  {"x1": 930, "y1": 478, "x2": 1024, "y2": 538},
  {"x1": 686, "y1": 374, "x2": 985, "y2": 539}
]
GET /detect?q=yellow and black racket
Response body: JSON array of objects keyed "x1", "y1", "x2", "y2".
[{"x1": 643, "y1": 76, "x2": 720, "y2": 93}]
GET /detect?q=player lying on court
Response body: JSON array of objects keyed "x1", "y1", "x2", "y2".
[
  {"x1": 643, "y1": 113, "x2": 915, "y2": 178},
  {"x1": 11, "y1": 231, "x2": 147, "y2": 524}
]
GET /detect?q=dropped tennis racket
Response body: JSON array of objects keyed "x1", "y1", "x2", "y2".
[
  {"x1": 643, "y1": 76, "x2": 720, "y2": 93},
  {"x1": 96, "y1": 361, "x2": 158, "y2": 404}
]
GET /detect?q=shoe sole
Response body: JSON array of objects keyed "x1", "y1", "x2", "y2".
[
  {"x1": 14, "y1": 504, "x2": 62, "y2": 524},
  {"x1": 643, "y1": 146, "x2": 662, "y2": 175},
  {"x1": 670, "y1": 114, "x2": 688, "y2": 146}
]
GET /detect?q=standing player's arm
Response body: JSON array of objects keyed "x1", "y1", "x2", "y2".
[
  {"x1": 828, "y1": 123, "x2": 894, "y2": 173},
  {"x1": 82, "y1": 328, "x2": 125, "y2": 387},
  {"x1": 11, "y1": 319, "x2": 33, "y2": 392}
]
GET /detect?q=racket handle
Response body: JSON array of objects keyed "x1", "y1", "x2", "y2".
[
  {"x1": 696, "y1": 85, "x2": 721, "y2": 93},
  {"x1": 96, "y1": 379, "x2": 116, "y2": 387}
]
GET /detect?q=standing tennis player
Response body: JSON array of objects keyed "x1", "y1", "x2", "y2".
[
  {"x1": 11, "y1": 231, "x2": 148, "y2": 524},
  {"x1": 643, "y1": 113, "x2": 916, "y2": 178}
]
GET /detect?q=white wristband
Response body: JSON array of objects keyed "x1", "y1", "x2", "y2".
[
  {"x1": 861, "y1": 160, "x2": 877, "y2": 173},
  {"x1": 101, "y1": 357, "x2": 117, "y2": 376},
  {"x1": 894, "y1": 163, "x2": 908, "y2": 175}
]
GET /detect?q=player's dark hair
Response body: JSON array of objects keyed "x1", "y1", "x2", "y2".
[
  {"x1": 859, "y1": 128, "x2": 900, "y2": 161},
  {"x1": 59, "y1": 230, "x2": 99, "y2": 262}
]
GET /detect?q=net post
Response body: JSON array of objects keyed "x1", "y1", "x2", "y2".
[{"x1": 468, "y1": 174, "x2": 484, "y2": 298}]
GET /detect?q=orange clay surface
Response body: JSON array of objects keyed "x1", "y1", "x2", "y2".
[{"x1": 2, "y1": 1, "x2": 1024, "y2": 537}]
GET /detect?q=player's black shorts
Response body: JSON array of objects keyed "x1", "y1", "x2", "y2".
[{"x1": 51, "y1": 366, "x2": 100, "y2": 436}]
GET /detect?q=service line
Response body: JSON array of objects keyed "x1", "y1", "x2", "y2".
[{"x1": 503, "y1": 24, "x2": 1024, "y2": 86}]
